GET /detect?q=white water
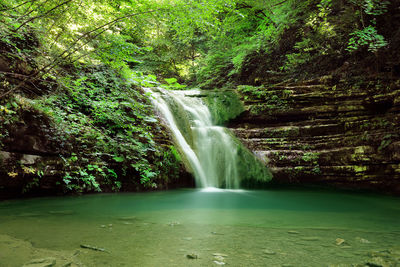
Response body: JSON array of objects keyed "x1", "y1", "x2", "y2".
[{"x1": 147, "y1": 88, "x2": 240, "y2": 188}]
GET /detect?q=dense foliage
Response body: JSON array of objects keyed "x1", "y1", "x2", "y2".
[{"x1": 0, "y1": 0, "x2": 398, "y2": 195}]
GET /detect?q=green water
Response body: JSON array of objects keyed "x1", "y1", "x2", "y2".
[{"x1": 0, "y1": 189, "x2": 399, "y2": 266}]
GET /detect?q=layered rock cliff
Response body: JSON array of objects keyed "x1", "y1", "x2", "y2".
[{"x1": 229, "y1": 77, "x2": 400, "y2": 194}]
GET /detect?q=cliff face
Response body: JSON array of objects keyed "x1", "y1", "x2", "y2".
[{"x1": 229, "y1": 77, "x2": 400, "y2": 194}]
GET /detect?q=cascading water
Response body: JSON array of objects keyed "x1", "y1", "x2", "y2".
[{"x1": 147, "y1": 87, "x2": 271, "y2": 189}]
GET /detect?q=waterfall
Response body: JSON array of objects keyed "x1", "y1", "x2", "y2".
[{"x1": 147, "y1": 87, "x2": 272, "y2": 189}]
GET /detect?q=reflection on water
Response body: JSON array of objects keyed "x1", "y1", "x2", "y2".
[{"x1": 0, "y1": 189, "x2": 399, "y2": 266}]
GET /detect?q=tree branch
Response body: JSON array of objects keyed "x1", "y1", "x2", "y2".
[
  {"x1": 0, "y1": 0, "x2": 36, "y2": 13},
  {"x1": 0, "y1": 8, "x2": 163, "y2": 99},
  {"x1": 14, "y1": 0, "x2": 74, "y2": 32}
]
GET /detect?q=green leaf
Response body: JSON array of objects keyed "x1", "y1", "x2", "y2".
[{"x1": 113, "y1": 156, "x2": 124, "y2": 163}]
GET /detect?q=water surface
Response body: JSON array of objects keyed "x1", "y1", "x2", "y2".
[{"x1": 0, "y1": 189, "x2": 399, "y2": 266}]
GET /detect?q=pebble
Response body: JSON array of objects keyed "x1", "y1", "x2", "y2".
[
  {"x1": 213, "y1": 261, "x2": 226, "y2": 265},
  {"x1": 335, "y1": 238, "x2": 345, "y2": 246}
]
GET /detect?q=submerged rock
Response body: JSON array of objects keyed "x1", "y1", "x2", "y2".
[
  {"x1": 213, "y1": 261, "x2": 226, "y2": 265},
  {"x1": 335, "y1": 238, "x2": 345, "y2": 246},
  {"x1": 186, "y1": 253, "x2": 198, "y2": 259},
  {"x1": 301, "y1": 236, "x2": 320, "y2": 241},
  {"x1": 262, "y1": 249, "x2": 276, "y2": 255},
  {"x1": 168, "y1": 221, "x2": 181, "y2": 226},
  {"x1": 22, "y1": 257, "x2": 56, "y2": 267},
  {"x1": 366, "y1": 256, "x2": 391, "y2": 267},
  {"x1": 356, "y1": 237, "x2": 371, "y2": 244},
  {"x1": 212, "y1": 253, "x2": 228, "y2": 257},
  {"x1": 214, "y1": 255, "x2": 225, "y2": 261}
]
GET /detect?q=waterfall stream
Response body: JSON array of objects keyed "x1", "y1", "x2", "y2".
[{"x1": 147, "y1": 87, "x2": 271, "y2": 189}]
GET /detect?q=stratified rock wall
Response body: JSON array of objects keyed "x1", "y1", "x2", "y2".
[{"x1": 229, "y1": 79, "x2": 400, "y2": 194}]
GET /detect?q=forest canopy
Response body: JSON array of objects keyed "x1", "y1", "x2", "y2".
[{"x1": 1, "y1": 0, "x2": 398, "y2": 88}]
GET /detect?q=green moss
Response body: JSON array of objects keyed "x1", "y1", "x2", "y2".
[
  {"x1": 236, "y1": 85, "x2": 291, "y2": 115},
  {"x1": 302, "y1": 152, "x2": 319, "y2": 163},
  {"x1": 203, "y1": 90, "x2": 244, "y2": 125},
  {"x1": 229, "y1": 132, "x2": 272, "y2": 188},
  {"x1": 354, "y1": 165, "x2": 368, "y2": 173}
]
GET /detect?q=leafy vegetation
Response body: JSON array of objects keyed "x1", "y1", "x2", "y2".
[{"x1": 0, "y1": 0, "x2": 398, "y2": 195}]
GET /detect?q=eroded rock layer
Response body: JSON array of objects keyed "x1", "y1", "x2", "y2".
[{"x1": 229, "y1": 78, "x2": 400, "y2": 193}]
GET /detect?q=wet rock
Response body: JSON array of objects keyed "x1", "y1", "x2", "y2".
[
  {"x1": 22, "y1": 257, "x2": 56, "y2": 267},
  {"x1": 230, "y1": 80, "x2": 400, "y2": 194},
  {"x1": 20, "y1": 154, "x2": 42, "y2": 165}
]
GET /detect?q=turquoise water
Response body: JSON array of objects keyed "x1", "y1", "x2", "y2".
[{"x1": 0, "y1": 189, "x2": 399, "y2": 266}]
